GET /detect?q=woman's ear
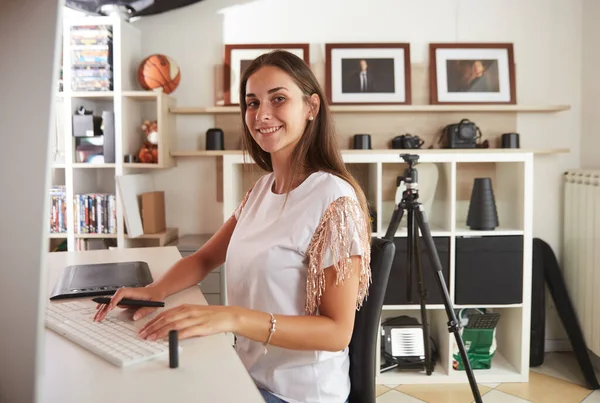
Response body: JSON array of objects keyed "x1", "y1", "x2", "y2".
[{"x1": 309, "y1": 93, "x2": 320, "y2": 118}]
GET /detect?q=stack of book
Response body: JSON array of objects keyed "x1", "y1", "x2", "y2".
[
  {"x1": 74, "y1": 193, "x2": 117, "y2": 235},
  {"x1": 49, "y1": 185, "x2": 67, "y2": 234},
  {"x1": 70, "y1": 25, "x2": 113, "y2": 91}
]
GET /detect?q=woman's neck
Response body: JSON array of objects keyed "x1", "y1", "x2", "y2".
[{"x1": 270, "y1": 149, "x2": 310, "y2": 194}]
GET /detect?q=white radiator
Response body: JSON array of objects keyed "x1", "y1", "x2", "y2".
[{"x1": 563, "y1": 169, "x2": 600, "y2": 357}]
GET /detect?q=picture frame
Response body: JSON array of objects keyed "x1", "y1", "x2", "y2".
[
  {"x1": 429, "y1": 43, "x2": 516, "y2": 105},
  {"x1": 223, "y1": 43, "x2": 310, "y2": 105},
  {"x1": 325, "y1": 43, "x2": 411, "y2": 105}
]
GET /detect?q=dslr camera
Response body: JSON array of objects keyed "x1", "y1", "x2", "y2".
[
  {"x1": 440, "y1": 119, "x2": 482, "y2": 149},
  {"x1": 391, "y1": 134, "x2": 424, "y2": 149}
]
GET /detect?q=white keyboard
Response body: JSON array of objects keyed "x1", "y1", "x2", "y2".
[{"x1": 45, "y1": 300, "x2": 170, "y2": 367}]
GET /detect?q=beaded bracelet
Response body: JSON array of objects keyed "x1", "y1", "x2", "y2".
[{"x1": 263, "y1": 312, "x2": 277, "y2": 354}]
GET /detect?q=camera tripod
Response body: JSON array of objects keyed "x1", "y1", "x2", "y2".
[{"x1": 383, "y1": 154, "x2": 483, "y2": 403}]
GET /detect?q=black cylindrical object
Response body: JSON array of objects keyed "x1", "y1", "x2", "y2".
[
  {"x1": 169, "y1": 329, "x2": 179, "y2": 368},
  {"x1": 353, "y1": 134, "x2": 371, "y2": 150},
  {"x1": 124, "y1": 154, "x2": 138, "y2": 163},
  {"x1": 466, "y1": 177, "x2": 499, "y2": 230},
  {"x1": 501, "y1": 132, "x2": 520, "y2": 148},
  {"x1": 206, "y1": 128, "x2": 224, "y2": 150}
]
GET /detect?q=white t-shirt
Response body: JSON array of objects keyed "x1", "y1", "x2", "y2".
[{"x1": 225, "y1": 171, "x2": 371, "y2": 403}]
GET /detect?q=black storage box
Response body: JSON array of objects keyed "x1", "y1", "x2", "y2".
[
  {"x1": 455, "y1": 235, "x2": 524, "y2": 305},
  {"x1": 384, "y1": 237, "x2": 450, "y2": 305}
]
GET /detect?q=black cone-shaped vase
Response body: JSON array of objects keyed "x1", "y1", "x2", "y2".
[{"x1": 466, "y1": 177, "x2": 499, "y2": 230}]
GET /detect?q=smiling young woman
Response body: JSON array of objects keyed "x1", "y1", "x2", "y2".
[
  {"x1": 94, "y1": 50, "x2": 372, "y2": 403},
  {"x1": 227, "y1": 50, "x2": 372, "y2": 402}
]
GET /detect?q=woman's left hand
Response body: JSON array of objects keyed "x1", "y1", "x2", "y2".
[{"x1": 138, "y1": 304, "x2": 238, "y2": 341}]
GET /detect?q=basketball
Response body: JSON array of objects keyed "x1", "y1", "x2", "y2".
[{"x1": 137, "y1": 54, "x2": 181, "y2": 94}]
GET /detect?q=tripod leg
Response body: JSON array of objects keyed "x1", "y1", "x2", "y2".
[
  {"x1": 384, "y1": 203, "x2": 405, "y2": 241},
  {"x1": 411, "y1": 211, "x2": 433, "y2": 375},
  {"x1": 413, "y1": 204, "x2": 483, "y2": 403},
  {"x1": 407, "y1": 205, "x2": 413, "y2": 302}
]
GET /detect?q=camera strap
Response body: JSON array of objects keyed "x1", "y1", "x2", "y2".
[{"x1": 437, "y1": 125, "x2": 448, "y2": 145}]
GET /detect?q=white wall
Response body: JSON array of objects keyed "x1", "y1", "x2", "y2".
[
  {"x1": 0, "y1": 1, "x2": 62, "y2": 402},
  {"x1": 133, "y1": 0, "x2": 584, "y2": 348},
  {"x1": 581, "y1": 0, "x2": 600, "y2": 169}
]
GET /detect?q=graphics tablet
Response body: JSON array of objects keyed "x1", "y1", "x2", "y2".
[{"x1": 50, "y1": 261, "x2": 154, "y2": 300}]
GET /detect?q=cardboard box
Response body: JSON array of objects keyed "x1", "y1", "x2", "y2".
[{"x1": 141, "y1": 191, "x2": 166, "y2": 234}]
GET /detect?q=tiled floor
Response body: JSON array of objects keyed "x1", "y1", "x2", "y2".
[{"x1": 376, "y1": 352, "x2": 600, "y2": 403}]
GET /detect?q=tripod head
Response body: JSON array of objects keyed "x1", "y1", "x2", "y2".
[
  {"x1": 397, "y1": 153, "x2": 419, "y2": 190},
  {"x1": 386, "y1": 154, "x2": 422, "y2": 240}
]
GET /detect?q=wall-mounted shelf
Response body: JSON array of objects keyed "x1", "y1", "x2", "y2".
[
  {"x1": 169, "y1": 104, "x2": 571, "y2": 115},
  {"x1": 123, "y1": 162, "x2": 176, "y2": 169},
  {"x1": 171, "y1": 148, "x2": 570, "y2": 157},
  {"x1": 171, "y1": 150, "x2": 244, "y2": 157}
]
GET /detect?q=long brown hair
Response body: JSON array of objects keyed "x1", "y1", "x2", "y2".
[{"x1": 238, "y1": 50, "x2": 371, "y2": 235}]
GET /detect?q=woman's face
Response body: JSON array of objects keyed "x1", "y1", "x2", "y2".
[
  {"x1": 244, "y1": 66, "x2": 312, "y2": 156},
  {"x1": 472, "y1": 61, "x2": 484, "y2": 77}
]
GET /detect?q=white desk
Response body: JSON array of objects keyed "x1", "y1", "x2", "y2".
[{"x1": 41, "y1": 246, "x2": 264, "y2": 403}]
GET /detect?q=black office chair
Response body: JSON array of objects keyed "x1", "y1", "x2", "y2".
[{"x1": 348, "y1": 237, "x2": 395, "y2": 403}]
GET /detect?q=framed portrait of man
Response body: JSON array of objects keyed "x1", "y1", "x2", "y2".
[
  {"x1": 429, "y1": 43, "x2": 516, "y2": 105},
  {"x1": 325, "y1": 43, "x2": 412, "y2": 105},
  {"x1": 223, "y1": 43, "x2": 310, "y2": 105}
]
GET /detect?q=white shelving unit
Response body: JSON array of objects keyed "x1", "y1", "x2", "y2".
[
  {"x1": 221, "y1": 150, "x2": 533, "y2": 385},
  {"x1": 49, "y1": 16, "x2": 176, "y2": 252}
]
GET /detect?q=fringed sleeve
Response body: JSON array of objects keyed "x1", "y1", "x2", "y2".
[
  {"x1": 304, "y1": 196, "x2": 372, "y2": 316},
  {"x1": 233, "y1": 186, "x2": 254, "y2": 220}
]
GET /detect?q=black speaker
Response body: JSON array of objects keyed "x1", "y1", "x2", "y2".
[
  {"x1": 501, "y1": 132, "x2": 520, "y2": 149},
  {"x1": 384, "y1": 237, "x2": 450, "y2": 305},
  {"x1": 206, "y1": 128, "x2": 224, "y2": 150},
  {"x1": 353, "y1": 134, "x2": 372, "y2": 150},
  {"x1": 455, "y1": 236, "x2": 523, "y2": 305},
  {"x1": 466, "y1": 177, "x2": 499, "y2": 230}
]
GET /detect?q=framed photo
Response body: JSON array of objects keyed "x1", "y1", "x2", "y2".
[
  {"x1": 223, "y1": 44, "x2": 310, "y2": 105},
  {"x1": 429, "y1": 43, "x2": 516, "y2": 104},
  {"x1": 325, "y1": 43, "x2": 411, "y2": 105}
]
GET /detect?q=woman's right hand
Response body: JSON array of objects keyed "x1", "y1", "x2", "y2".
[{"x1": 93, "y1": 284, "x2": 165, "y2": 323}]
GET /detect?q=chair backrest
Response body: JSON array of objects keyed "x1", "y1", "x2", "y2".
[{"x1": 348, "y1": 237, "x2": 395, "y2": 403}]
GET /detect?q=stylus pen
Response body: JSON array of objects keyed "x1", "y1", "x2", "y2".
[{"x1": 91, "y1": 297, "x2": 165, "y2": 307}]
